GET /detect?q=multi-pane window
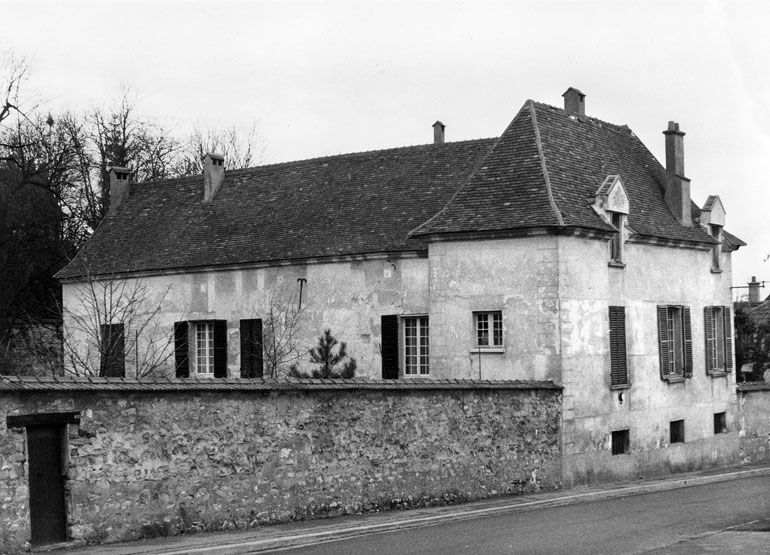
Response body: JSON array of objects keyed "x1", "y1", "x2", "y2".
[
  {"x1": 704, "y1": 306, "x2": 733, "y2": 375},
  {"x1": 195, "y1": 322, "x2": 215, "y2": 375},
  {"x1": 610, "y1": 212, "x2": 625, "y2": 263},
  {"x1": 608, "y1": 306, "x2": 628, "y2": 386},
  {"x1": 474, "y1": 311, "x2": 503, "y2": 348},
  {"x1": 657, "y1": 305, "x2": 692, "y2": 380},
  {"x1": 404, "y1": 316, "x2": 429, "y2": 375}
]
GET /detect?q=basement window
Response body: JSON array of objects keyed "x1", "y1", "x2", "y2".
[
  {"x1": 670, "y1": 420, "x2": 685, "y2": 444},
  {"x1": 714, "y1": 412, "x2": 727, "y2": 434},
  {"x1": 611, "y1": 429, "x2": 630, "y2": 455}
]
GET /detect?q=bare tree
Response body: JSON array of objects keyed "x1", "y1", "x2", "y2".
[
  {"x1": 259, "y1": 290, "x2": 306, "y2": 378},
  {"x1": 61, "y1": 262, "x2": 173, "y2": 377},
  {"x1": 174, "y1": 121, "x2": 263, "y2": 175}
]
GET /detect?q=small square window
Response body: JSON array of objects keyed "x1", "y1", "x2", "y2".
[
  {"x1": 611, "y1": 429, "x2": 630, "y2": 455},
  {"x1": 714, "y1": 412, "x2": 727, "y2": 434},
  {"x1": 670, "y1": 420, "x2": 685, "y2": 444},
  {"x1": 474, "y1": 311, "x2": 503, "y2": 348}
]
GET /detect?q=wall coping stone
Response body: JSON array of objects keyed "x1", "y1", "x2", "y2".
[
  {"x1": 0, "y1": 375, "x2": 562, "y2": 392},
  {"x1": 737, "y1": 381, "x2": 770, "y2": 392}
]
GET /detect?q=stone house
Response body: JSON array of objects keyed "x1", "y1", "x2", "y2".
[{"x1": 56, "y1": 87, "x2": 744, "y2": 483}]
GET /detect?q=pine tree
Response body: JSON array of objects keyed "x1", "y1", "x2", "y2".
[{"x1": 306, "y1": 329, "x2": 357, "y2": 378}]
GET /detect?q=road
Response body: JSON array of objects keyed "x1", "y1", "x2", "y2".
[{"x1": 270, "y1": 475, "x2": 770, "y2": 554}]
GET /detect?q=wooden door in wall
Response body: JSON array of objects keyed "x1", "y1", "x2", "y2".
[{"x1": 27, "y1": 425, "x2": 67, "y2": 545}]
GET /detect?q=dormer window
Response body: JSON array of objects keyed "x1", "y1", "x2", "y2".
[
  {"x1": 610, "y1": 211, "x2": 625, "y2": 264},
  {"x1": 593, "y1": 175, "x2": 629, "y2": 268},
  {"x1": 710, "y1": 223, "x2": 722, "y2": 271}
]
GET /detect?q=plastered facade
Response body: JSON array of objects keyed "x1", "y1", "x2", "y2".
[{"x1": 62, "y1": 231, "x2": 739, "y2": 484}]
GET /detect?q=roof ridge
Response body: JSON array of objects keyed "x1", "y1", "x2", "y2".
[
  {"x1": 133, "y1": 138, "x2": 498, "y2": 189},
  {"x1": 528, "y1": 100, "x2": 564, "y2": 226},
  {"x1": 531, "y1": 101, "x2": 633, "y2": 138}
]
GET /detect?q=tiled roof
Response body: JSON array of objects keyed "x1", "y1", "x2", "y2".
[
  {"x1": 57, "y1": 139, "x2": 495, "y2": 278},
  {"x1": 58, "y1": 98, "x2": 744, "y2": 279},
  {"x1": 413, "y1": 101, "x2": 742, "y2": 248},
  {"x1": 0, "y1": 375, "x2": 562, "y2": 392}
]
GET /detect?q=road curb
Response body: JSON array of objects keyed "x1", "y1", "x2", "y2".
[{"x1": 149, "y1": 466, "x2": 770, "y2": 554}]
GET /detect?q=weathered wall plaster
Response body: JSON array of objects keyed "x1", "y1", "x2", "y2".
[{"x1": 737, "y1": 384, "x2": 770, "y2": 463}]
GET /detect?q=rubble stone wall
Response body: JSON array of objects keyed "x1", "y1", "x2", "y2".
[{"x1": 0, "y1": 379, "x2": 561, "y2": 551}]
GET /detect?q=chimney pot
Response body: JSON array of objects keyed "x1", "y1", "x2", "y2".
[
  {"x1": 203, "y1": 152, "x2": 225, "y2": 202},
  {"x1": 562, "y1": 87, "x2": 586, "y2": 117},
  {"x1": 109, "y1": 166, "x2": 131, "y2": 211},
  {"x1": 433, "y1": 121, "x2": 445, "y2": 144}
]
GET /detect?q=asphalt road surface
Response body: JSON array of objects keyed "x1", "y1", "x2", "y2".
[{"x1": 270, "y1": 475, "x2": 770, "y2": 554}]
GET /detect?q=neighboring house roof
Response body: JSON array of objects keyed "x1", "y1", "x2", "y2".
[
  {"x1": 57, "y1": 97, "x2": 744, "y2": 280},
  {"x1": 57, "y1": 139, "x2": 495, "y2": 278}
]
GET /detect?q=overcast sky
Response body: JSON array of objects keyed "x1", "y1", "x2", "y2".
[{"x1": 4, "y1": 0, "x2": 769, "y2": 294}]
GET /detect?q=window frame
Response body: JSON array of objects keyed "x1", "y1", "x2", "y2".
[
  {"x1": 402, "y1": 315, "x2": 429, "y2": 376},
  {"x1": 657, "y1": 305, "x2": 693, "y2": 381},
  {"x1": 472, "y1": 310, "x2": 504, "y2": 352},
  {"x1": 608, "y1": 211, "x2": 626, "y2": 265},
  {"x1": 670, "y1": 419, "x2": 685, "y2": 444},
  {"x1": 611, "y1": 429, "x2": 630, "y2": 455},
  {"x1": 704, "y1": 306, "x2": 733, "y2": 376},
  {"x1": 193, "y1": 321, "x2": 216, "y2": 376},
  {"x1": 710, "y1": 223, "x2": 723, "y2": 272}
]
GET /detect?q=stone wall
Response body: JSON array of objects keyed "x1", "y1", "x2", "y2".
[
  {"x1": 1, "y1": 322, "x2": 62, "y2": 377},
  {"x1": 0, "y1": 377, "x2": 562, "y2": 551},
  {"x1": 738, "y1": 383, "x2": 770, "y2": 463}
]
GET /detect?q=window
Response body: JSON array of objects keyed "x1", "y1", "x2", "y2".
[
  {"x1": 609, "y1": 212, "x2": 625, "y2": 264},
  {"x1": 240, "y1": 319, "x2": 263, "y2": 378},
  {"x1": 196, "y1": 322, "x2": 215, "y2": 375},
  {"x1": 611, "y1": 429, "x2": 630, "y2": 455},
  {"x1": 173, "y1": 320, "x2": 228, "y2": 378},
  {"x1": 670, "y1": 419, "x2": 685, "y2": 444},
  {"x1": 714, "y1": 412, "x2": 727, "y2": 434},
  {"x1": 474, "y1": 311, "x2": 503, "y2": 349},
  {"x1": 704, "y1": 306, "x2": 733, "y2": 375},
  {"x1": 403, "y1": 316, "x2": 429, "y2": 375},
  {"x1": 710, "y1": 224, "x2": 722, "y2": 271},
  {"x1": 100, "y1": 323, "x2": 125, "y2": 377},
  {"x1": 657, "y1": 306, "x2": 692, "y2": 380},
  {"x1": 608, "y1": 306, "x2": 628, "y2": 387}
]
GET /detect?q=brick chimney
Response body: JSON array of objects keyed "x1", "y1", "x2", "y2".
[
  {"x1": 203, "y1": 152, "x2": 225, "y2": 202},
  {"x1": 433, "y1": 121, "x2": 445, "y2": 144},
  {"x1": 663, "y1": 121, "x2": 692, "y2": 227},
  {"x1": 109, "y1": 166, "x2": 131, "y2": 211},
  {"x1": 562, "y1": 87, "x2": 586, "y2": 117},
  {"x1": 749, "y1": 276, "x2": 761, "y2": 304}
]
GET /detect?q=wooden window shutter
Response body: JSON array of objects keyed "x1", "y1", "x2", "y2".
[
  {"x1": 381, "y1": 315, "x2": 399, "y2": 379},
  {"x1": 240, "y1": 319, "x2": 264, "y2": 378},
  {"x1": 174, "y1": 321, "x2": 189, "y2": 378},
  {"x1": 724, "y1": 306, "x2": 733, "y2": 371},
  {"x1": 213, "y1": 320, "x2": 228, "y2": 378},
  {"x1": 657, "y1": 306, "x2": 670, "y2": 379},
  {"x1": 100, "y1": 323, "x2": 126, "y2": 378},
  {"x1": 704, "y1": 307, "x2": 714, "y2": 375},
  {"x1": 683, "y1": 306, "x2": 693, "y2": 377},
  {"x1": 609, "y1": 306, "x2": 628, "y2": 386}
]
